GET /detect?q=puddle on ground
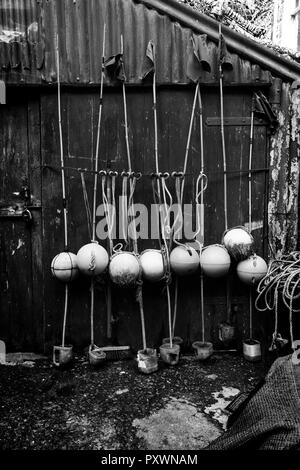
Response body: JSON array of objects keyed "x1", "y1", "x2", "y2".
[
  {"x1": 204, "y1": 386, "x2": 240, "y2": 429},
  {"x1": 133, "y1": 397, "x2": 221, "y2": 450}
]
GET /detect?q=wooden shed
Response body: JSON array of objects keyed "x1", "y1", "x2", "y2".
[{"x1": 1, "y1": 0, "x2": 300, "y2": 354}]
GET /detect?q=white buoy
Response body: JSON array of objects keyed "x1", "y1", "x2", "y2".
[
  {"x1": 200, "y1": 244, "x2": 231, "y2": 278},
  {"x1": 140, "y1": 249, "x2": 165, "y2": 282},
  {"x1": 222, "y1": 226, "x2": 254, "y2": 261},
  {"x1": 109, "y1": 252, "x2": 140, "y2": 286},
  {"x1": 51, "y1": 252, "x2": 79, "y2": 282},
  {"x1": 237, "y1": 254, "x2": 268, "y2": 285},
  {"x1": 77, "y1": 242, "x2": 109, "y2": 276},
  {"x1": 170, "y1": 245, "x2": 199, "y2": 276}
]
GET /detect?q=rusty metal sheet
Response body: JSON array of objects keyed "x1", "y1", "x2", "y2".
[{"x1": 0, "y1": 0, "x2": 272, "y2": 85}]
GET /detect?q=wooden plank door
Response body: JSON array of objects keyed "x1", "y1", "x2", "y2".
[{"x1": 0, "y1": 88, "x2": 43, "y2": 351}]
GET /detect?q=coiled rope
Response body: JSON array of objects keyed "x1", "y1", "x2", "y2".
[{"x1": 255, "y1": 252, "x2": 300, "y2": 351}]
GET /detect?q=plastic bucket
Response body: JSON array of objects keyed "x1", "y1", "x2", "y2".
[
  {"x1": 159, "y1": 343, "x2": 180, "y2": 365},
  {"x1": 162, "y1": 336, "x2": 183, "y2": 346},
  {"x1": 88, "y1": 346, "x2": 106, "y2": 366},
  {"x1": 243, "y1": 339, "x2": 261, "y2": 362},
  {"x1": 53, "y1": 345, "x2": 73, "y2": 367},
  {"x1": 137, "y1": 348, "x2": 158, "y2": 374},
  {"x1": 192, "y1": 341, "x2": 213, "y2": 360}
]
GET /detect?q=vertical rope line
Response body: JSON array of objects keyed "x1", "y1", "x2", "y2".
[
  {"x1": 248, "y1": 97, "x2": 255, "y2": 340},
  {"x1": 56, "y1": 34, "x2": 68, "y2": 250},
  {"x1": 61, "y1": 283, "x2": 68, "y2": 347},
  {"x1": 198, "y1": 85, "x2": 206, "y2": 342},
  {"x1": 180, "y1": 81, "x2": 200, "y2": 205},
  {"x1": 152, "y1": 43, "x2": 173, "y2": 349},
  {"x1": 172, "y1": 277, "x2": 178, "y2": 338},
  {"x1": 90, "y1": 277, "x2": 95, "y2": 347},
  {"x1": 56, "y1": 34, "x2": 70, "y2": 350},
  {"x1": 219, "y1": 25, "x2": 228, "y2": 232},
  {"x1": 92, "y1": 24, "x2": 106, "y2": 242},
  {"x1": 106, "y1": 174, "x2": 113, "y2": 339},
  {"x1": 249, "y1": 287, "x2": 253, "y2": 340},
  {"x1": 219, "y1": 24, "x2": 230, "y2": 326},
  {"x1": 80, "y1": 171, "x2": 92, "y2": 239},
  {"x1": 121, "y1": 175, "x2": 128, "y2": 246}
]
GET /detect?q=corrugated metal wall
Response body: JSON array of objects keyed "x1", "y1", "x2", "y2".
[{"x1": 0, "y1": 0, "x2": 271, "y2": 85}]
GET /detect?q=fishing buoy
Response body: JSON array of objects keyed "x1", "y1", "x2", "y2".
[
  {"x1": 51, "y1": 252, "x2": 79, "y2": 282},
  {"x1": 222, "y1": 226, "x2": 254, "y2": 261},
  {"x1": 140, "y1": 249, "x2": 165, "y2": 282},
  {"x1": 109, "y1": 252, "x2": 140, "y2": 286},
  {"x1": 237, "y1": 255, "x2": 268, "y2": 285},
  {"x1": 170, "y1": 245, "x2": 199, "y2": 276},
  {"x1": 77, "y1": 242, "x2": 109, "y2": 276},
  {"x1": 200, "y1": 244, "x2": 231, "y2": 278}
]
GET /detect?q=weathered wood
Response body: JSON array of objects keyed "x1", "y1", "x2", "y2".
[{"x1": 0, "y1": 86, "x2": 272, "y2": 352}]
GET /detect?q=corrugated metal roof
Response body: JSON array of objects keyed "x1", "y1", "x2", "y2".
[{"x1": 0, "y1": 0, "x2": 276, "y2": 85}]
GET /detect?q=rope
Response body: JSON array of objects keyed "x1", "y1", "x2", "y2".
[
  {"x1": 92, "y1": 24, "x2": 106, "y2": 242},
  {"x1": 61, "y1": 283, "x2": 68, "y2": 347},
  {"x1": 80, "y1": 171, "x2": 92, "y2": 240},
  {"x1": 89, "y1": 24, "x2": 106, "y2": 353},
  {"x1": 56, "y1": 35, "x2": 68, "y2": 252},
  {"x1": 172, "y1": 175, "x2": 185, "y2": 249},
  {"x1": 248, "y1": 96, "x2": 255, "y2": 341},
  {"x1": 56, "y1": 34, "x2": 70, "y2": 352},
  {"x1": 121, "y1": 174, "x2": 128, "y2": 248},
  {"x1": 255, "y1": 252, "x2": 300, "y2": 350},
  {"x1": 219, "y1": 24, "x2": 228, "y2": 232},
  {"x1": 180, "y1": 81, "x2": 200, "y2": 204}
]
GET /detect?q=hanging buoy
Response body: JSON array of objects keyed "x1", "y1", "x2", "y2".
[
  {"x1": 140, "y1": 249, "x2": 165, "y2": 282},
  {"x1": 51, "y1": 252, "x2": 79, "y2": 282},
  {"x1": 237, "y1": 254, "x2": 268, "y2": 285},
  {"x1": 109, "y1": 252, "x2": 140, "y2": 286},
  {"x1": 200, "y1": 244, "x2": 231, "y2": 278},
  {"x1": 170, "y1": 245, "x2": 199, "y2": 276},
  {"x1": 77, "y1": 242, "x2": 109, "y2": 276},
  {"x1": 222, "y1": 226, "x2": 254, "y2": 261}
]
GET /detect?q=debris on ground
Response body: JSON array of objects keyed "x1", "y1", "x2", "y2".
[{"x1": 0, "y1": 353, "x2": 266, "y2": 450}]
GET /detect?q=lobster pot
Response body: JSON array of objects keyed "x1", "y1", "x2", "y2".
[
  {"x1": 170, "y1": 245, "x2": 199, "y2": 276},
  {"x1": 200, "y1": 244, "x2": 231, "y2": 278},
  {"x1": 222, "y1": 226, "x2": 254, "y2": 261},
  {"x1": 109, "y1": 252, "x2": 141, "y2": 286},
  {"x1": 77, "y1": 242, "x2": 109, "y2": 276},
  {"x1": 237, "y1": 255, "x2": 268, "y2": 285},
  {"x1": 51, "y1": 252, "x2": 79, "y2": 282},
  {"x1": 140, "y1": 249, "x2": 165, "y2": 282}
]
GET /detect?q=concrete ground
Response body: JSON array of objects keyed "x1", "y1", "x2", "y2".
[{"x1": 0, "y1": 352, "x2": 266, "y2": 450}]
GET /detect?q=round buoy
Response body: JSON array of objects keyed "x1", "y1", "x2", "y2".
[
  {"x1": 77, "y1": 242, "x2": 109, "y2": 276},
  {"x1": 109, "y1": 252, "x2": 140, "y2": 286},
  {"x1": 200, "y1": 244, "x2": 231, "y2": 278},
  {"x1": 51, "y1": 252, "x2": 79, "y2": 282},
  {"x1": 222, "y1": 226, "x2": 254, "y2": 261},
  {"x1": 140, "y1": 249, "x2": 165, "y2": 282},
  {"x1": 237, "y1": 254, "x2": 268, "y2": 285},
  {"x1": 170, "y1": 245, "x2": 199, "y2": 276}
]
